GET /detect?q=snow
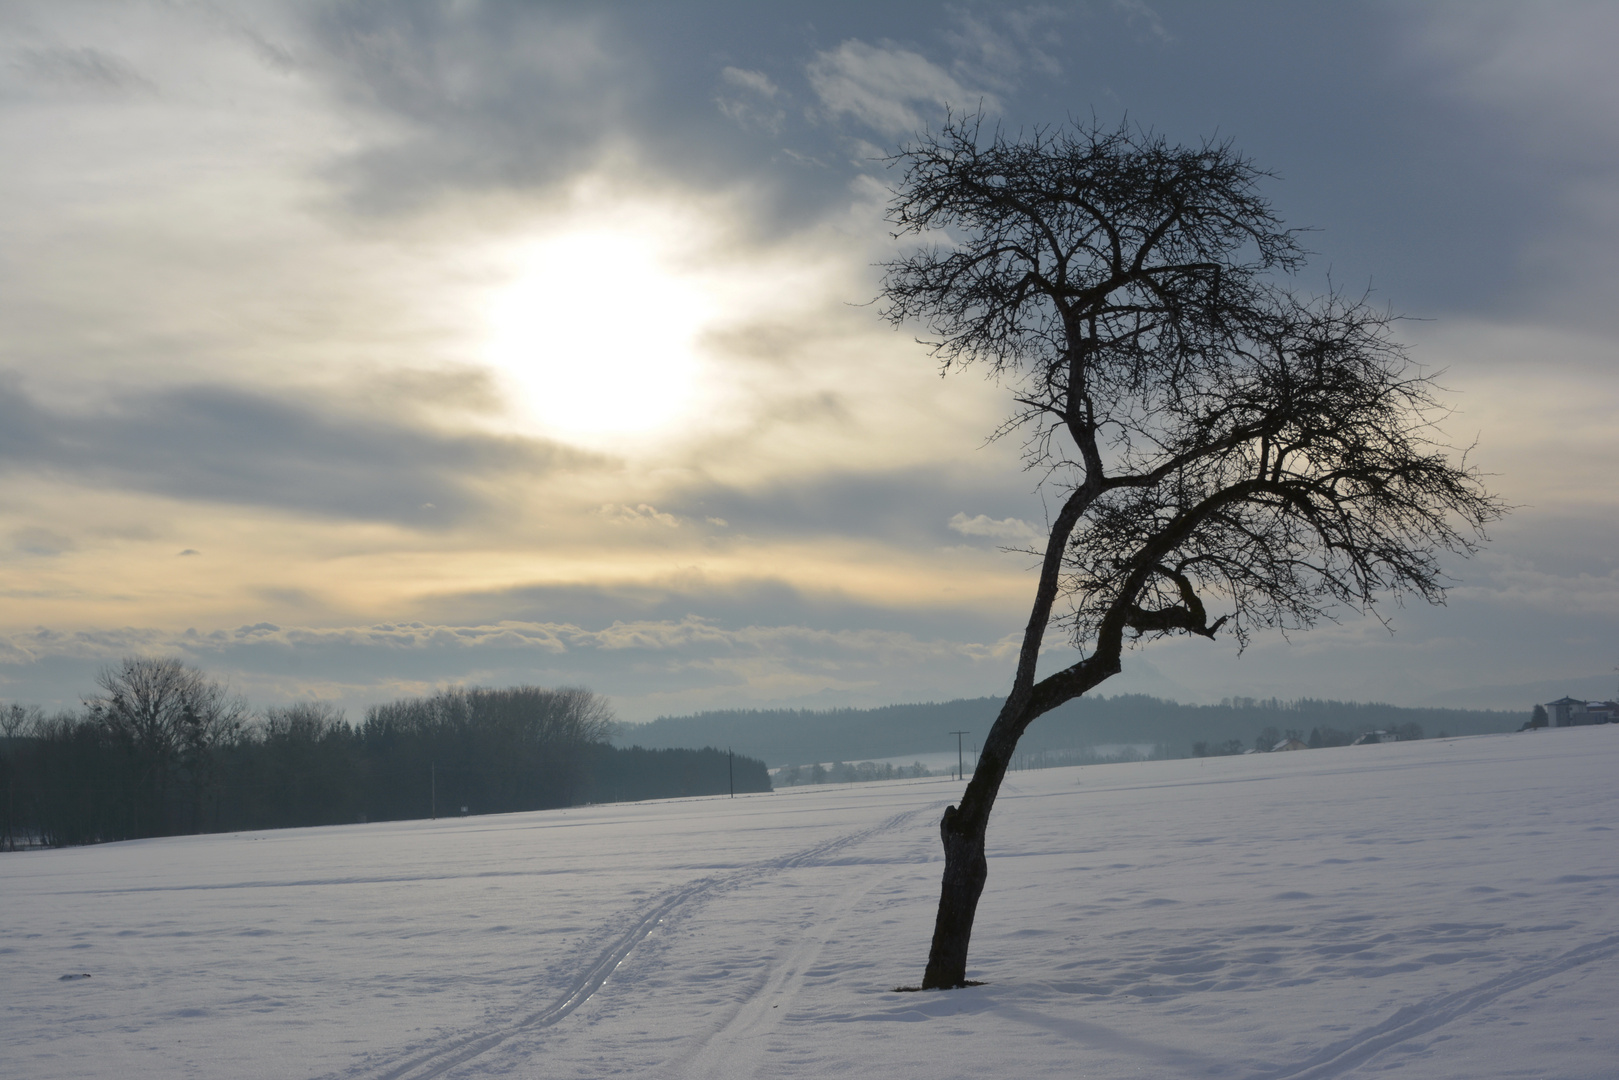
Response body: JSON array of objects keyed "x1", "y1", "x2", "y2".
[{"x1": 5, "y1": 727, "x2": 1617, "y2": 1079}]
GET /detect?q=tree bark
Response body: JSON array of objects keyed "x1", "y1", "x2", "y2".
[
  {"x1": 920, "y1": 651, "x2": 1120, "y2": 989},
  {"x1": 922, "y1": 803, "x2": 988, "y2": 987},
  {"x1": 921, "y1": 698, "x2": 1025, "y2": 988}
]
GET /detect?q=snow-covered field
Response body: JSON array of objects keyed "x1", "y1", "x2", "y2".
[{"x1": 6, "y1": 727, "x2": 1617, "y2": 1079}]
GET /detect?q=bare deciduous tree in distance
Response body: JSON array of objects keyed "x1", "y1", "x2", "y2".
[
  {"x1": 877, "y1": 118, "x2": 1506, "y2": 990},
  {"x1": 88, "y1": 656, "x2": 246, "y2": 835}
]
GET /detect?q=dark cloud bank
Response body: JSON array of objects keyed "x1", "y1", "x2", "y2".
[{"x1": 0, "y1": 377, "x2": 594, "y2": 526}]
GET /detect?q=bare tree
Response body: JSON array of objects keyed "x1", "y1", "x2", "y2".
[
  {"x1": 362, "y1": 685, "x2": 616, "y2": 814},
  {"x1": 87, "y1": 657, "x2": 245, "y2": 835},
  {"x1": 1, "y1": 702, "x2": 41, "y2": 851},
  {"x1": 878, "y1": 118, "x2": 1505, "y2": 988},
  {"x1": 2, "y1": 702, "x2": 42, "y2": 740},
  {"x1": 262, "y1": 700, "x2": 348, "y2": 741}
]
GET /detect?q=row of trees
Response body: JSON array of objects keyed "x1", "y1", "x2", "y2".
[
  {"x1": 2, "y1": 658, "x2": 250, "y2": 846},
  {"x1": 1012, "y1": 743, "x2": 1172, "y2": 769},
  {"x1": 0, "y1": 658, "x2": 769, "y2": 850},
  {"x1": 1193, "y1": 722, "x2": 1426, "y2": 757},
  {"x1": 774, "y1": 760, "x2": 935, "y2": 786}
]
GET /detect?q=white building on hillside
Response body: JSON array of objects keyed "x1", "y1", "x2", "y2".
[{"x1": 1545, "y1": 697, "x2": 1619, "y2": 726}]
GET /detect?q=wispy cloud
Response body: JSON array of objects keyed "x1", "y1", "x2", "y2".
[
  {"x1": 600, "y1": 503, "x2": 682, "y2": 528},
  {"x1": 301, "y1": 4, "x2": 625, "y2": 210},
  {"x1": 943, "y1": 5, "x2": 1071, "y2": 88},
  {"x1": 10, "y1": 46, "x2": 158, "y2": 95},
  {"x1": 9, "y1": 527, "x2": 76, "y2": 557},
  {"x1": 716, "y1": 66, "x2": 786, "y2": 135},
  {"x1": 1110, "y1": 0, "x2": 1172, "y2": 44},
  {"x1": 948, "y1": 512, "x2": 1042, "y2": 545},
  {"x1": 806, "y1": 39, "x2": 998, "y2": 136}
]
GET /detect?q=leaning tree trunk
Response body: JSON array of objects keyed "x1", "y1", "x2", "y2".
[
  {"x1": 918, "y1": 480, "x2": 1125, "y2": 989},
  {"x1": 920, "y1": 651, "x2": 1120, "y2": 989},
  {"x1": 918, "y1": 491, "x2": 1084, "y2": 989},
  {"x1": 921, "y1": 703, "x2": 1022, "y2": 988},
  {"x1": 922, "y1": 784, "x2": 993, "y2": 987}
]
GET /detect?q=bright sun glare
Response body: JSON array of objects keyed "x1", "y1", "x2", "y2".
[{"x1": 484, "y1": 228, "x2": 714, "y2": 447}]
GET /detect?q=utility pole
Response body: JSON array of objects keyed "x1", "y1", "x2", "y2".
[
  {"x1": 430, "y1": 763, "x2": 436, "y2": 820},
  {"x1": 728, "y1": 747, "x2": 734, "y2": 798},
  {"x1": 949, "y1": 731, "x2": 970, "y2": 781}
]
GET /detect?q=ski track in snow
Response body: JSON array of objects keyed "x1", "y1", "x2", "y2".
[
  {"x1": 338, "y1": 805, "x2": 938, "y2": 1080},
  {"x1": 1258, "y1": 932, "x2": 1619, "y2": 1080},
  {"x1": 660, "y1": 827, "x2": 928, "y2": 1080},
  {"x1": 12, "y1": 732, "x2": 1618, "y2": 1079}
]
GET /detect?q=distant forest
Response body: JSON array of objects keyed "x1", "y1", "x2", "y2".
[
  {"x1": 625, "y1": 694, "x2": 1529, "y2": 769},
  {"x1": 3, "y1": 664, "x2": 1536, "y2": 848},
  {"x1": 0, "y1": 658, "x2": 768, "y2": 850}
]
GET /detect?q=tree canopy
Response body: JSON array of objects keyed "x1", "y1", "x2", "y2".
[{"x1": 879, "y1": 116, "x2": 1505, "y2": 988}]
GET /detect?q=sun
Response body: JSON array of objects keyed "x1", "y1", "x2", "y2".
[{"x1": 483, "y1": 226, "x2": 715, "y2": 448}]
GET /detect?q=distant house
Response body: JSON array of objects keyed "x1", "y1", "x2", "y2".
[
  {"x1": 1271, "y1": 738, "x2": 1309, "y2": 752},
  {"x1": 1350, "y1": 730, "x2": 1398, "y2": 746},
  {"x1": 1545, "y1": 697, "x2": 1619, "y2": 727}
]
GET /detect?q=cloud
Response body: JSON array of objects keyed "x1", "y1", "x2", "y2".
[
  {"x1": 806, "y1": 40, "x2": 997, "y2": 136},
  {"x1": 416, "y1": 570, "x2": 1019, "y2": 640},
  {"x1": 287, "y1": 6, "x2": 859, "y2": 221},
  {"x1": 2, "y1": 0, "x2": 1613, "y2": 729},
  {"x1": 1403, "y1": 319, "x2": 1619, "y2": 513},
  {"x1": 299, "y1": 3, "x2": 627, "y2": 210},
  {"x1": 600, "y1": 503, "x2": 681, "y2": 528},
  {"x1": 1408, "y1": 3, "x2": 1619, "y2": 150},
  {"x1": 662, "y1": 465, "x2": 1040, "y2": 547},
  {"x1": 716, "y1": 66, "x2": 786, "y2": 135},
  {"x1": 9, "y1": 527, "x2": 76, "y2": 557},
  {"x1": 1395, "y1": 4, "x2": 1619, "y2": 330},
  {"x1": 1450, "y1": 559, "x2": 1619, "y2": 617},
  {"x1": 0, "y1": 617, "x2": 1025, "y2": 721},
  {"x1": 1110, "y1": 0, "x2": 1172, "y2": 44},
  {"x1": 941, "y1": 8, "x2": 1067, "y2": 90},
  {"x1": 720, "y1": 66, "x2": 779, "y2": 99},
  {"x1": 10, "y1": 46, "x2": 158, "y2": 95},
  {"x1": 948, "y1": 512, "x2": 1042, "y2": 545},
  {"x1": 0, "y1": 378, "x2": 599, "y2": 527}
]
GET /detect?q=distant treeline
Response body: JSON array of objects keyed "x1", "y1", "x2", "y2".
[
  {"x1": 625, "y1": 694, "x2": 1525, "y2": 768},
  {"x1": 1193, "y1": 718, "x2": 1430, "y2": 757},
  {"x1": 775, "y1": 760, "x2": 935, "y2": 786},
  {"x1": 0, "y1": 658, "x2": 769, "y2": 850},
  {"x1": 771, "y1": 717, "x2": 1442, "y2": 787}
]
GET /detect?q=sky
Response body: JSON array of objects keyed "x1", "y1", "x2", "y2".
[{"x1": 1, "y1": 1, "x2": 1616, "y2": 723}]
